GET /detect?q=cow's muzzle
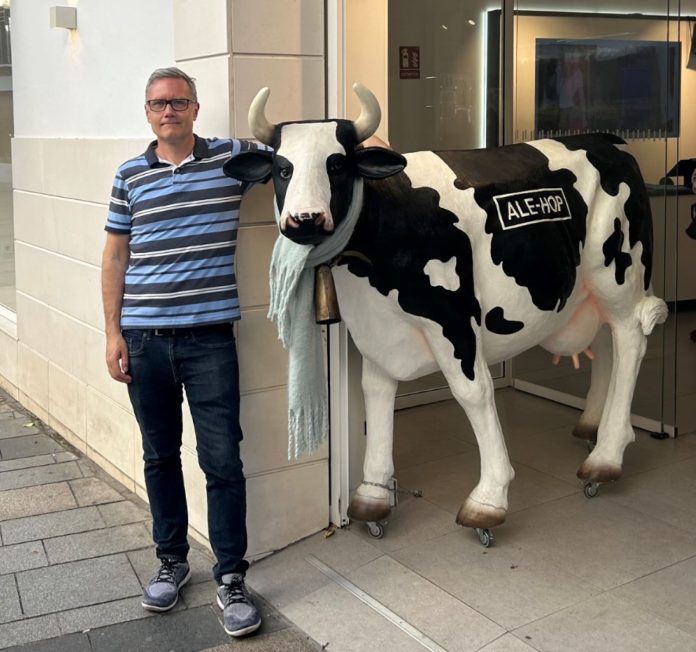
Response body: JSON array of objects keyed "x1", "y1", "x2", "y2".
[{"x1": 281, "y1": 210, "x2": 333, "y2": 244}]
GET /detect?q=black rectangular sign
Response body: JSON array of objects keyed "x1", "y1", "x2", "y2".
[{"x1": 493, "y1": 188, "x2": 572, "y2": 230}]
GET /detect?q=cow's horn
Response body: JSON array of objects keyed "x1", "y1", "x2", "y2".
[
  {"x1": 352, "y1": 83, "x2": 381, "y2": 143},
  {"x1": 248, "y1": 87, "x2": 276, "y2": 145}
]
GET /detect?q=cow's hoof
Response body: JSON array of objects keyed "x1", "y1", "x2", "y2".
[
  {"x1": 576, "y1": 460, "x2": 622, "y2": 482},
  {"x1": 456, "y1": 498, "x2": 506, "y2": 529},
  {"x1": 347, "y1": 495, "x2": 391, "y2": 523},
  {"x1": 572, "y1": 423, "x2": 598, "y2": 442}
]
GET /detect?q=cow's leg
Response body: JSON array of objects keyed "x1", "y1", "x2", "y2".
[
  {"x1": 577, "y1": 295, "x2": 666, "y2": 481},
  {"x1": 347, "y1": 357, "x2": 397, "y2": 522},
  {"x1": 424, "y1": 331, "x2": 514, "y2": 528},
  {"x1": 572, "y1": 325, "x2": 612, "y2": 442}
]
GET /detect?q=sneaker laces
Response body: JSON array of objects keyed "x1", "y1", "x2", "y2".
[
  {"x1": 221, "y1": 578, "x2": 249, "y2": 606},
  {"x1": 155, "y1": 559, "x2": 179, "y2": 584}
]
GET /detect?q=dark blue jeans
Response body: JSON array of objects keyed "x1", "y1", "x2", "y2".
[{"x1": 123, "y1": 324, "x2": 249, "y2": 581}]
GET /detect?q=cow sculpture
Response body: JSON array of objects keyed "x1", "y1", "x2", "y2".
[{"x1": 225, "y1": 84, "x2": 668, "y2": 538}]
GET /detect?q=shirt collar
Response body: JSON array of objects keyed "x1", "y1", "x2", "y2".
[{"x1": 144, "y1": 134, "x2": 209, "y2": 168}]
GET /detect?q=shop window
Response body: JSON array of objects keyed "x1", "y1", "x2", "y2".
[{"x1": 0, "y1": 4, "x2": 14, "y2": 312}]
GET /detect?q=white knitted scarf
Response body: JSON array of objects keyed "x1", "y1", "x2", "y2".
[{"x1": 268, "y1": 179, "x2": 364, "y2": 459}]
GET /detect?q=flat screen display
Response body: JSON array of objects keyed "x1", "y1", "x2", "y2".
[{"x1": 535, "y1": 38, "x2": 681, "y2": 137}]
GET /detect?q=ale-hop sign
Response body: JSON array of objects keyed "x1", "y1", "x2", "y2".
[
  {"x1": 399, "y1": 46, "x2": 420, "y2": 79},
  {"x1": 493, "y1": 188, "x2": 572, "y2": 230}
]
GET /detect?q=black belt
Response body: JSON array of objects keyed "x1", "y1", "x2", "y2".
[{"x1": 131, "y1": 323, "x2": 233, "y2": 337}]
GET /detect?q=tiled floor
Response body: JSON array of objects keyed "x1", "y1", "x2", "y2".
[{"x1": 248, "y1": 389, "x2": 696, "y2": 652}]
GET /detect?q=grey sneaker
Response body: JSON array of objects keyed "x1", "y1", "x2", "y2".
[
  {"x1": 141, "y1": 558, "x2": 191, "y2": 612},
  {"x1": 216, "y1": 573, "x2": 262, "y2": 637}
]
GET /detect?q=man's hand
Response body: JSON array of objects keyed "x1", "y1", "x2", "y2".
[{"x1": 105, "y1": 333, "x2": 131, "y2": 383}]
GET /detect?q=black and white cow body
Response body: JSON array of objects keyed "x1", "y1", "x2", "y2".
[{"x1": 225, "y1": 85, "x2": 667, "y2": 530}]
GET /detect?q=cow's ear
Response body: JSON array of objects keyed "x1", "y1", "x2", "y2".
[
  {"x1": 223, "y1": 150, "x2": 274, "y2": 183},
  {"x1": 355, "y1": 147, "x2": 407, "y2": 180}
]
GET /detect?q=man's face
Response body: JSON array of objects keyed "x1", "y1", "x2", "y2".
[{"x1": 145, "y1": 78, "x2": 199, "y2": 143}]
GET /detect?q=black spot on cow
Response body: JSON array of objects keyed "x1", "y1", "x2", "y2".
[
  {"x1": 437, "y1": 145, "x2": 588, "y2": 313},
  {"x1": 603, "y1": 218, "x2": 632, "y2": 284},
  {"x1": 559, "y1": 133, "x2": 653, "y2": 290},
  {"x1": 339, "y1": 175, "x2": 482, "y2": 381},
  {"x1": 485, "y1": 307, "x2": 524, "y2": 335}
]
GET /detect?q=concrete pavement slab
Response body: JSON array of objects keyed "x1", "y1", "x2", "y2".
[
  {"x1": 0, "y1": 574, "x2": 22, "y2": 625},
  {"x1": 0, "y1": 452, "x2": 77, "y2": 473},
  {"x1": 96, "y1": 500, "x2": 149, "y2": 527},
  {"x1": 0, "y1": 462, "x2": 83, "y2": 492},
  {"x1": 0, "y1": 421, "x2": 40, "y2": 440},
  {"x1": 201, "y1": 628, "x2": 322, "y2": 651},
  {"x1": 0, "y1": 435, "x2": 65, "y2": 461},
  {"x1": 0, "y1": 483, "x2": 77, "y2": 522},
  {"x1": 0, "y1": 540, "x2": 47, "y2": 574},
  {"x1": 87, "y1": 605, "x2": 229, "y2": 652},
  {"x1": 43, "y1": 522, "x2": 152, "y2": 564},
  {"x1": 0, "y1": 615, "x2": 61, "y2": 650},
  {"x1": 67, "y1": 477, "x2": 123, "y2": 506},
  {"x1": 0, "y1": 506, "x2": 105, "y2": 545},
  {"x1": 0, "y1": 417, "x2": 40, "y2": 439},
  {"x1": 16, "y1": 553, "x2": 142, "y2": 617},
  {"x1": 56, "y1": 596, "x2": 156, "y2": 635},
  {"x1": 3, "y1": 632, "x2": 92, "y2": 652}
]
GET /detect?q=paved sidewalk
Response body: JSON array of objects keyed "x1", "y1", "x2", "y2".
[{"x1": 0, "y1": 389, "x2": 321, "y2": 651}]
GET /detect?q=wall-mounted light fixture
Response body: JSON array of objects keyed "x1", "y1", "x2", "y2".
[{"x1": 50, "y1": 6, "x2": 77, "y2": 30}]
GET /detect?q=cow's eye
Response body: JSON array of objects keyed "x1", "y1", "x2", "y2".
[{"x1": 279, "y1": 167, "x2": 292, "y2": 180}]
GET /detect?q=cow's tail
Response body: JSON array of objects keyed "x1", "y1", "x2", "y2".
[{"x1": 635, "y1": 295, "x2": 668, "y2": 335}]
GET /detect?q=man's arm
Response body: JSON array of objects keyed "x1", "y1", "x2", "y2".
[{"x1": 101, "y1": 232, "x2": 131, "y2": 383}]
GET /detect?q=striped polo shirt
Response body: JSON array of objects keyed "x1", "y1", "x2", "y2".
[{"x1": 105, "y1": 136, "x2": 268, "y2": 329}]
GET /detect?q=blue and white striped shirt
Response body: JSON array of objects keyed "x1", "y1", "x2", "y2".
[{"x1": 105, "y1": 136, "x2": 267, "y2": 328}]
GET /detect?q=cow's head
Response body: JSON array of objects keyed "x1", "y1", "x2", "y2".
[{"x1": 224, "y1": 84, "x2": 406, "y2": 245}]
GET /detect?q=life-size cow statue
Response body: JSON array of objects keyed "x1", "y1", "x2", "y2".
[{"x1": 225, "y1": 84, "x2": 667, "y2": 536}]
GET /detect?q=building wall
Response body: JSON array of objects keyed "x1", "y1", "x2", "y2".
[{"x1": 6, "y1": 0, "x2": 330, "y2": 561}]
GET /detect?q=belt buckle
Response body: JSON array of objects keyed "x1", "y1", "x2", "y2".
[{"x1": 153, "y1": 328, "x2": 171, "y2": 336}]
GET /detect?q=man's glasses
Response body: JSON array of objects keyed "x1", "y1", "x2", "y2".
[{"x1": 146, "y1": 98, "x2": 196, "y2": 112}]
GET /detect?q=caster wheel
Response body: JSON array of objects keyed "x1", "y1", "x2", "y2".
[
  {"x1": 366, "y1": 521, "x2": 385, "y2": 539},
  {"x1": 584, "y1": 482, "x2": 599, "y2": 498},
  {"x1": 476, "y1": 527, "x2": 494, "y2": 547}
]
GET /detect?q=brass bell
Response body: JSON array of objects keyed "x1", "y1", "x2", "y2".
[{"x1": 315, "y1": 264, "x2": 341, "y2": 324}]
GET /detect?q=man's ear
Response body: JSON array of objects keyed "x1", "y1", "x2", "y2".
[
  {"x1": 355, "y1": 147, "x2": 407, "y2": 180},
  {"x1": 223, "y1": 150, "x2": 274, "y2": 183}
]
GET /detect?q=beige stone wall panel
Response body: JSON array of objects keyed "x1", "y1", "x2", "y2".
[
  {"x1": 15, "y1": 244, "x2": 102, "y2": 330},
  {"x1": 237, "y1": 309, "x2": 288, "y2": 392},
  {"x1": 235, "y1": 224, "x2": 277, "y2": 309},
  {"x1": 232, "y1": 56, "x2": 325, "y2": 138},
  {"x1": 174, "y1": 0, "x2": 230, "y2": 61},
  {"x1": 246, "y1": 461, "x2": 329, "y2": 559},
  {"x1": 0, "y1": 329, "x2": 17, "y2": 389},
  {"x1": 240, "y1": 387, "x2": 328, "y2": 477},
  {"x1": 232, "y1": 0, "x2": 324, "y2": 56},
  {"x1": 17, "y1": 343, "x2": 48, "y2": 414},
  {"x1": 14, "y1": 192, "x2": 106, "y2": 267},
  {"x1": 48, "y1": 363, "x2": 87, "y2": 447},
  {"x1": 85, "y1": 387, "x2": 137, "y2": 479}
]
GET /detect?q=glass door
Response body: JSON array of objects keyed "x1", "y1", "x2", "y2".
[
  {"x1": 508, "y1": 1, "x2": 694, "y2": 436},
  {"x1": 385, "y1": 0, "x2": 507, "y2": 408}
]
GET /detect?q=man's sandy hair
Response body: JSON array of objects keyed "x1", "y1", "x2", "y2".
[{"x1": 145, "y1": 67, "x2": 198, "y2": 102}]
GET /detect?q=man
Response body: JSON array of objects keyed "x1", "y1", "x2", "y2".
[{"x1": 101, "y1": 67, "x2": 265, "y2": 638}]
